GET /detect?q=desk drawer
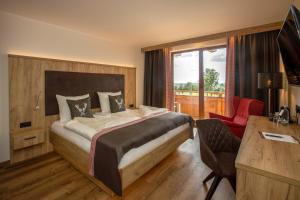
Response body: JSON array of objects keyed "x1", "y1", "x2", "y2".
[{"x1": 13, "y1": 129, "x2": 45, "y2": 150}]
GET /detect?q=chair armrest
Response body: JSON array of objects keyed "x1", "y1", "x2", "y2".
[{"x1": 209, "y1": 112, "x2": 234, "y2": 121}]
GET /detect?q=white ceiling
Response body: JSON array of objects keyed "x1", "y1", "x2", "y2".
[{"x1": 0, "y1": 0, "x2": 292, "y2": 47}]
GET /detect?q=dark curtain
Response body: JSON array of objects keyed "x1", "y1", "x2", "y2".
[
  {"x1": 144, "y1": 49, "x2": 165, "y2": 107},
  {"x1": 234, "y1": 30, "x2": 280, "y2": 114}
]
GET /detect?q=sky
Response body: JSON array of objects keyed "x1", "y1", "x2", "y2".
[{"x1": 174, "y1": 48, "x2": 226, "y2": 84}]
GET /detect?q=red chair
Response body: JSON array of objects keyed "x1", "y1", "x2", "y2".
[
  {"x1": 231, "y1": 96, "x2": 241, "y2": 115},
  {"x1": 209, "y1": 97, "x2": 264, "y2": 138}
]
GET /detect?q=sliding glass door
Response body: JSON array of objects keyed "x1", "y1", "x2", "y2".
[
  {"x1": 172, "y1": 46, "x2": 226, "y2": 119},
  {"x1": 203, "y1": 47, "x2": 226, "y2": 118},
  {"x1": 173, "y1": 50, "x2": 200, "y2": 119}
]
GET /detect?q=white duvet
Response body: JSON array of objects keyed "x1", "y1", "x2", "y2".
[{"x1": 64, "y1": 106, "x2": 168, "y2": 141}]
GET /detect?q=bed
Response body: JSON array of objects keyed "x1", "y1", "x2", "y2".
[
  {"x1": 51, "y1": 119, "x2": 191, "y2": 170},
  {"x1": 50, "y1": 116, "x2": 192, "y2": 196},
  {"x1": 46, "y1": 71, "x2": 193, "y2": 196}
]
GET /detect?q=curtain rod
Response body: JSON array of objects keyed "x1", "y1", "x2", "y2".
[{"x1": 141, "y1": 21, "x2": 282, "y2": 52}]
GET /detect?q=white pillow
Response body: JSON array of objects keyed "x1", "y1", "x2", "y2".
[
  {"x1": 56, "y1": 94, "x2": 90, "y2": 123},
  {"x1": 97, "y1": 91, "x2": 121, "y2": 113}
]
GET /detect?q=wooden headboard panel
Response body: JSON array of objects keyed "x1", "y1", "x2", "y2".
[
  {"x1": 45, "y1": 71, "x2": 125, "y2": 116},
  {"x1": 9, "y1": 54, "x2": 136, "y2": 163}
]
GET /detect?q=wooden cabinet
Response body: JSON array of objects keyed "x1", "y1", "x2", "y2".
[
  {"x1": 10, "y1": 128, "x2": 46, "y2": 164},
  {"x1": 12, "y1": 129, "x2": 45, "y2": 150}
]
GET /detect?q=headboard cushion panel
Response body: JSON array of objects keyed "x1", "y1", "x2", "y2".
[{"x1": 45, "y1": 71, "x2": 125, "y2": 116}]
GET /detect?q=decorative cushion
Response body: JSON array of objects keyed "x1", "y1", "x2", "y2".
[
  {"x1": 109, "y1": 94, "x2": 126, "y2": 113},
  {"x1": 67, "y1": 97, "x2": 93, "y2": 119},
  {"x1": 56, "y1": 94, "x2": 90, "y2": 123},
  {"x1": 97, "y1": 91, "x2": 122, "y2": 113}
]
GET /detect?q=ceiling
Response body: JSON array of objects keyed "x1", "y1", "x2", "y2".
[{"x1": 0, "y1": 0, "x2": 292, "y2": 47}]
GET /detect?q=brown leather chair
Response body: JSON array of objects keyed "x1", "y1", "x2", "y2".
[{"x1": 196, "y1": 119, "x2": 241, "y2": 200}]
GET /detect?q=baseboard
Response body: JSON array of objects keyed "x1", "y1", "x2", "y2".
[{"x1": 0, "y1": 160, "x2": 10, "y2": 168}]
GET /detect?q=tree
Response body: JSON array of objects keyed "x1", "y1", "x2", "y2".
[
  {"x1": 184, "y1": 82, "x2": 193, "y2": 90},
  {"x1": 204, "y1": 68, "x2": 219, "y2": 91},
  {"x1": 191, "y1": 83, "x2": 199, "y2": 91},
  {"x1": 217, "y1": 83, "x2": 225, "y2": 92}
]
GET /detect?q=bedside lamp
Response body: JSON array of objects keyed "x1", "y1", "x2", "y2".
[
  {"x1": 34, "y1": 91, "x2": 41, "y2": 111},
  {"x1": 258, "y1": 72, "x2": 283, "y2": 119}
]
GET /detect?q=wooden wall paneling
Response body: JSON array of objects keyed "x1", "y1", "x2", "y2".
[
  {"x1": 9, "y1": 57, "x2": 48, "y2": 163},
  {"x1": 9, "y1": 55, "x2": 136, "y2": 164}
]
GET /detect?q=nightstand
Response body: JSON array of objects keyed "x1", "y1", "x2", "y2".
[
  {"x1": 10, "y1": 128, "x2": 46, "y2": 164},
  {"x1": 12, "y1": 128, "x2": 45, "y2": 150}
]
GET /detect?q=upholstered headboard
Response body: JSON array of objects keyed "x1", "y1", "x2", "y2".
[{"x1": 45, "y1": 71, "x2": 125, "y2": 116}]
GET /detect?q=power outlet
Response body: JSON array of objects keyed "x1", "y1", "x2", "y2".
[{"x1": 20, "y1": 121, "x2": 32, "y2": 128}]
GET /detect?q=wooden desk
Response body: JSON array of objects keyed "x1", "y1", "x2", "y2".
[{"x1": 235, "y1": 116, "x2": 300, "y2": 200}]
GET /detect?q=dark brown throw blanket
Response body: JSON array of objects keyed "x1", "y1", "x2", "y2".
[{"x1": 93, "y1": 112, "x2": 193, "y2": 196}]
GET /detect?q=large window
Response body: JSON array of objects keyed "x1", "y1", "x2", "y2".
[
  {"x1": 203, "y1": 47, "x2": 226, "y2": 118},
  {"x1": 173, "y1": 46, "x2": 226, "y2": 119},
  {"x1": 174, "y1": 50, "x2": 200, "y2": 118}
]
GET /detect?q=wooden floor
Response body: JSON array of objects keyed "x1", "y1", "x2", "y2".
[{"x1": 0, "y1": 133, "x2": 235, "y2": 200}]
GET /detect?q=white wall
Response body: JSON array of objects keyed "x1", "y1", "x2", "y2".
[{"x1": 0, "y1": 11, "x2": 144, "y2": 162}]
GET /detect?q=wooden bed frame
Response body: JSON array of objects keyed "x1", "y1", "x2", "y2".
[{"x1": 50, "y1": 126, "x2": 192, "y2": 197}]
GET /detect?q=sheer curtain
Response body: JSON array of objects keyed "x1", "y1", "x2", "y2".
[
  {"x1": 225, "y1": 35, "x2": 236, "y2": 117},
  {"x1": 164, "y1": 48, "x2": 174, "y2": 110}
]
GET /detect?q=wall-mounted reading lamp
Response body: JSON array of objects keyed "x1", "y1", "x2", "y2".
[{"x1": 34, "y1": 91, "x2": 41, "y2": 111}]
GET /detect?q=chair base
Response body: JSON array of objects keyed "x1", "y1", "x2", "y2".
[
  {"x1": 205, "y1": 175, "x2": 222, "y2": 200},
  {"x1": 228, "y1": 177, "x2": 236, "y2": 192},
  {"x1": 203, "y1": 172, "x2": 236, "y2": 200},
  {"x1": 203, "y1": 171, "x2": 215, "y2": 183}
]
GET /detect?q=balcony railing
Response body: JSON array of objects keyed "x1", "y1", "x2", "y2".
[{"x1": 174, "y1": 90, "x2": 225, "y2": 119}]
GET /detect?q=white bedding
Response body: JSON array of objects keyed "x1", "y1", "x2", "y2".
[
  {"x1": 51, "y1": 121, "x2": 190, "y2": 169},
  {"x1": 64, "y1": 107, "x2": 167, "y2": 141}
]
